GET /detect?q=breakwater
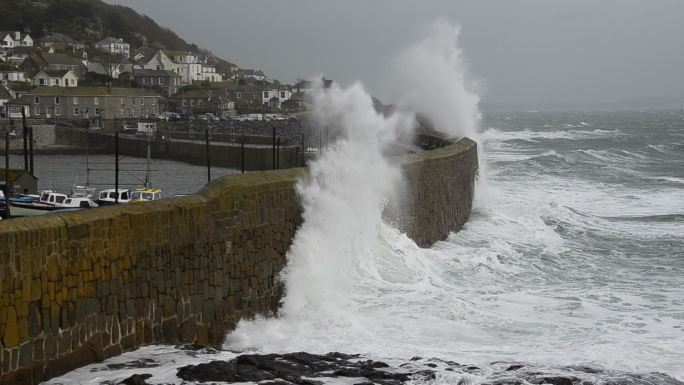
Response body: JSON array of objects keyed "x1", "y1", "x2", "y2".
[{"x1": 0, "y1": 135, "x2": 478, "y2": 385}]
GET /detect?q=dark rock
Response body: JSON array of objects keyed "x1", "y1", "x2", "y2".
[
  {"x1": 410, "y1": 356, "x2": 423, "y2": 361},
  {"x1": 177, "y1": 351, "x2": 419, "y2": 384},
  {"x1": 538, "y1": 377, "x2": 575, "y2": 385},
  {"x1": 118, "y1": 373, "x2": 152, "y2": 385},
  {"x1": 106, "y1": 358, "x2": 160, "y2": 371},
  {"x1": 506, "y1": 365, "x2": 525, "y2": 371}
]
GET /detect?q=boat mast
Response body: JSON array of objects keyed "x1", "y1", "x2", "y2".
[{"x1": 145, "y1": 134, "x2": 151, "y2": 189}]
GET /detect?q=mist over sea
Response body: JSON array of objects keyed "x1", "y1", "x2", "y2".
[{"x1": 44, "y1": 108, "x2": 684, "y2": 384}]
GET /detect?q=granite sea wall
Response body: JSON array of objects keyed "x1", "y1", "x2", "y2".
[{"x1": 0, "y1": 135, "x2": 478, "y2": 385}]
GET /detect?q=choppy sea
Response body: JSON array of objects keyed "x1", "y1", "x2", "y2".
[{"x1": 44, "y1": 109, "x2": 684, "y2": 384}]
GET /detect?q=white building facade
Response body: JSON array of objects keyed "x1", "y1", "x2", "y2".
[
  {"x1": 0, "y1": 31, "x2": 33, "y2": 49},
  {"x1": 94, "y1": 37, "x2": 130, "y2": 58}
]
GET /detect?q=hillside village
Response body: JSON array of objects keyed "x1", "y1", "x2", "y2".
[{"x1": 0, "y1": 28, "x2": 329, "y2": 122}]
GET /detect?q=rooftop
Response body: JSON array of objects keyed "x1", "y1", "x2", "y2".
[
  {"x1": 131, "y1": 69, "x2": 181, "y2": 78},
  {"x1": 37, "y1": 69, "x2": 74, "y2": 78},
  {"x1": 0, "y1": 169, "x2": 37, "y2": 182}
]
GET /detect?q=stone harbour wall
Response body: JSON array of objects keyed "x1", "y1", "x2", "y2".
[{"x1": 0, "y1": 136, "x2": 478, "y2": 385}]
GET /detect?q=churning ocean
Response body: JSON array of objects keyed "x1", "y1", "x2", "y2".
[{"x1": 45, "y1": 109, "x2": 684, "y2": 385}]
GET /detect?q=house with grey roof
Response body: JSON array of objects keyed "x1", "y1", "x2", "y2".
[
  {"x1": 122, "y1": 69, "x2": 182, "y2": 96},
  {"x1": 39, "y1": 33, "x2": 85, "y2": 52},
  {"x1": 0, "y1": 63, "x2": 27, "y2": 82},
  {"x1": 32, "y1": 70, "x2": 78, "y2": 88},
  {"x1": 19, "y1": 51, "x2": 86, "y2": 78}
]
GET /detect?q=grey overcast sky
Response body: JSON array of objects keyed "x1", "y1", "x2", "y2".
[{"x1": 107, "y1": 0, "x2": 684, "y2": 109}]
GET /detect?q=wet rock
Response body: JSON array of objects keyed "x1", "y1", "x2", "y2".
[
  {"x1": 118, "y1": 373, "x2": 152, "y2": 385},
  {"x1": 177, "y1": 352, "x2": 428, "y2": 384},
  {"x1": 537, "y1": 377, "x2": 575, "y2": 385}
]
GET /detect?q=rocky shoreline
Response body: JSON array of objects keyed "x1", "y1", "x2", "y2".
[{"x1": 100, "y1": 347, "x2": 684, "y2": 385}]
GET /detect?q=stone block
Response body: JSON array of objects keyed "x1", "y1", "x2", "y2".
[{"x1": 3, "y1": 307, "x2": 19, "y2": 348}]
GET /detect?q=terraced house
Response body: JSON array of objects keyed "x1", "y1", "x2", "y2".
[{"x1": 21, "y1": 87, "x2": 162, "y2": 120}]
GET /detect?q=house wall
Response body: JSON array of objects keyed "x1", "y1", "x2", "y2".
[
  {"x1": 0, "y1": 135, "x2": 478, "y2": 385},
  {"x1": 24, "y1": 95, "x2": 161, "y2": 120},
  {"x1": 0, "y1": 72, "x2": 25, "y2": 82}
]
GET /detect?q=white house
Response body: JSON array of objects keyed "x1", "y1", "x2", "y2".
[
  {"x1": 94, "y1": 37, "x2": 130, "y2": 58},
  {"x1": 33, "y1": 70, "x2": 78, "y2": 87},
  {"x1": 142, "y1": 50, "x2": 175, "y2": 72},
  {"x1": 241, "y1": 69, "x2": 267, "y2": 81},
  {"x1": 197, "y1": 65, "x2": 223, "y2": 82},
  {"x1": 143, "y1": 50, "x2": 208, "y2": 85},
  {"x1": 0, "y1": 31, "x2": 33, "y2": 49},
  {"x1": 261, "y1": 86, "x2": 291, "y2": 107}
]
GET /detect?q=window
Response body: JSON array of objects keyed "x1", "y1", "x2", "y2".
[
  {"x1": 55, "y1": 196, "x2": 65, "y2": 204},
  {"x1": 159, "y1": 77, "x2": 164, "y2": 85},
  {"x1": 39, "y1": 79, "x2": 45, "y2": 86},
  {"x1": 140, "y1": 98, "x2": 144, "y2": 105},
  {"x1": 237, "y1": 92, "x2": 242, "y2": 99},
  {"x1": 69, "y1": 79, "x2": 74, "y2": 86},
  {"x1": 55, "y1": 107, "x2": 61, "y2": 116},
  {"x1": 132, "y1": 97, "x2": 136, "y2": 105},
  {"x1": 190, "y1": 100, "x2": 194, "y2": 106},
  {"x1": 54, "y1": 97, "x2": 60, "y2": 105},
  {"x1": 120, "y1": 97, "x2": 124, "y2": 105},
  {"x1": 95, "y1": 108, "x2": 101, "y2": 115},
  {"x1": 34, "y1": 96, "x2": 40, "y2": 104},
  {"x1": 93, "y1": 97, "x2": 99, "y2": 105},
  {"x1": 79, "y1": 201, "x2": 90, "y2": 208},
  {"x1": 34, "y1": 106, "x2": 40, "y2": 115},
  {"x1": 182, "y1": 100, "x2": 187, "y2": 106},
  {"x1": 73, "y1": 107, "x2": 79, "y2": 115},
  {"x1": 280, "y1": 91, "x2": 286, "y2": 99},
  {"x1": 120, "y1": 108, "x2": 124, "y2": 117},
  {"x1": 54, "y1": 79, "x2": 60, "y2": 86},
  {"x1": 73, "y1": 97, "x2": 79, "y2": 105},
  {"x1": 263, "y1": 91, "x2": 269, "y2": 98}
]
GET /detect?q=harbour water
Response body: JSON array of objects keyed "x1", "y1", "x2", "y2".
[
  {"x1": 7, "y1": 154, "x2": 238, "y2": 197},
  {"x1": 43, "y1": 108, "x2": 684, "y2": 384}
]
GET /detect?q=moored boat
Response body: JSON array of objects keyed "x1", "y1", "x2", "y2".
[
  {"x1": 96, "y1": 188, "x2": 131, "y2": 205},
  {"x1": 130, "y1": 188, "x2": 162, "y2": 203}
]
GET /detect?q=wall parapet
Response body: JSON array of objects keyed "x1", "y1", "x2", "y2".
[{"x1": 0, "y1": 135, "x2": 477, "y2": 385}]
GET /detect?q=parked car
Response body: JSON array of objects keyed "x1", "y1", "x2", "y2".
[{"x1": 205, "y1": 113, "x2": 220, "y2": 121}]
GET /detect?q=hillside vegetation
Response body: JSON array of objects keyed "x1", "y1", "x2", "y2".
[{"x1": 0, "y1": 0, "x2": 189, "y2": 50}]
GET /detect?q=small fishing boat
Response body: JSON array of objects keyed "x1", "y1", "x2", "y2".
[
  {"x1": 70, "y1": 185, "x2": 97, "y2": 199},
  {"x1": 130, "y1": 188, "x2": 162, "y2": 203},
  {"x1": 96, "y1": 189, "x2": 131, "y2": 205},
  {"x1": 57, "y1": 197, "x2": 99, "y2": 209},
  {"x1": 11, "y1": 191, "x2": 69, "y2": 211}
]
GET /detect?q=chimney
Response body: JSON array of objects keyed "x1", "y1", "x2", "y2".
[{"x1": 14, "y1": 32, "x2": 20, "y2": 40}]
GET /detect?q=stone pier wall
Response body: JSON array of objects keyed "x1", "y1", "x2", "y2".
[
  {"x1": 0, "y1": 136, "x2": 478, "y2": 385},
  {"x1": 53, "y1": 127, "x2": 301, "y2": 171}
]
